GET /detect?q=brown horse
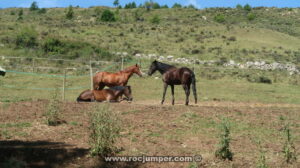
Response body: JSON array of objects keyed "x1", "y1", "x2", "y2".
[
  {"x1": 77, "y1": 86, "x2": 133, "y2": 102},
  {"x1": 93, "y1": 64, "x2": 142, "y2": 90},
  {"x1": 148, "y1": 60, "x2": 197, "y2": 106}
]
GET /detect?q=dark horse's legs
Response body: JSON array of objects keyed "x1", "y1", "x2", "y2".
[
  {"x1": 161, "y1": 83, "x2": 168, "y2": 105},
  {"x1": 183, "y1": 84, "x2": 191, "y2": 106},
  {"x1": 170, "y1": 85, "x2": 175, "y2": 105}
]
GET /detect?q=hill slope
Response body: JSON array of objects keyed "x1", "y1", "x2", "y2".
[{"x1": 0, "y1": 7, "x2": 299, "y2": 64}]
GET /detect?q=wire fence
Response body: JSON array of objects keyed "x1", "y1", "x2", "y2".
[{"x1": 1, "y1": 56, "x2": 300, "y2": 103}]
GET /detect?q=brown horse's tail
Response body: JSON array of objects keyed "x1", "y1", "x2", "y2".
[{"x1": 191, "y1": 73, "x2": 198, "y2": 104}]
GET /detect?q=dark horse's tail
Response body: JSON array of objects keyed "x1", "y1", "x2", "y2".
[{"x1": 191, "y1": 72, "x2": 198, "y2": 104}]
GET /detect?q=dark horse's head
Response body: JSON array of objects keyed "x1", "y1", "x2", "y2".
[
  {"x1": 148, "y1": 60, "x2": 175, "y2": 76},
  {"x1": 148, "y1": 60, "x2": 158, "y2": 76}
]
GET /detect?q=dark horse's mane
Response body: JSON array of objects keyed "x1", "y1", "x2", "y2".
[{"x1": 155, "y1": 61, "x2": 176, "y2": 74}]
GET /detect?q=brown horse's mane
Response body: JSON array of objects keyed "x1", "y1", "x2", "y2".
[{"x1": 121, "y1": 65, "x2": 137, "y2": 73}]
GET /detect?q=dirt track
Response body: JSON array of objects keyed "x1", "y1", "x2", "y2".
[{"x1": 0, "y1": 100, "x2": 299, "y2": 168}]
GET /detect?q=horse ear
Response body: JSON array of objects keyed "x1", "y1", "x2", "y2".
[
  {"x1": 135, "y1": 63, "x2": 138, "y2": 67},
  {"x1": 154, "y1": 60, "x2": 157, "y2": 63}
]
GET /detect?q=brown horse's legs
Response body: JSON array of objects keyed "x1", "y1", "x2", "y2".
[
  {"x1": 170, "y1": 85, "x2": 175, "y2": 105},
  {"x1": 98, "y1": 83, "x2": 105, "y2": 90},
  {"x1": 161, "y1": 83, "x2": 168, "y2": 105}
]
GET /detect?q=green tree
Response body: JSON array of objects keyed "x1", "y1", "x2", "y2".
[
  {"x1": 29, "y1": 1, "x2": 39, "y2": 11},
  {"x1": 236, "y1": 4, "x2": 243, "y2": 9},
  {"x1": 161, "y1": 4, "x2": 169, "y2": 8},
  {"x1": 113, "y1": 0, "x2": 119, "y2": 7},
  {"x1": 244, "y1": 4, "x2": 252, "y2": 11},
  {"x1": 66, "y1": 5, "x2": 74, "y2": 19},
  {"x1": 152, "y1": 2, "x2": 160, "y2": 9},
  {"x1": 101, "y1": 9, "x2": 116, "y2": 22},
  {"x1": 172, "y1": 3, "x2": 182, "y2": 8}
]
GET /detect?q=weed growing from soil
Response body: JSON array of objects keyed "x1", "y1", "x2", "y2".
[
  {"x1": 89, "y1": 104, "x2": 121, "y2": 156},
  {"x1": 282, "y1": 124, "x2": 297, "y2": 164},
  {"x1": 215, "y1": 117, "x2": 233, "y2": 160},
  {"x1": 256, "y1": 140, "x2": 268, "y2": 168}
]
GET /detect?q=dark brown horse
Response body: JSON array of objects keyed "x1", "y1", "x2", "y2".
[
  {"x1": 77, "y1": 86, "x2": 133, "y2": 102},
  {"x1": 93, "y1": 64, "x2": 142, "y2": 90},
  {"x1": 148, "y1": 60, "x2": 197, "y2": 106}
]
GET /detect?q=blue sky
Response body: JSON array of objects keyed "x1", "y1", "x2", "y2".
[{"x1": 0, "y1": 0, "x2": 299, "y2": 9}]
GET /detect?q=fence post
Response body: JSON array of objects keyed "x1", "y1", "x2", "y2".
[
  {"x1": 32, "y1": 58, "x2": 35, "y2": 73},
  {"x1": 193, "y1": 57, "x2": 196, "y2": 74},
  {"x1": 62, "y1": 69, "x2": 66, "y2": 100},
  {"x1": 90, "y1": 59, "x2": 93, "y2": 90},
  {"x1": 121, "y1": 55, "x2": 124, "y2": 70}
]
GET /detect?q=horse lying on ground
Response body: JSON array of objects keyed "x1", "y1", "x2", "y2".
[
  {"x1": 93, "y1": 64, "x2": 142, "y2": 90},
  {"x1": 77, "y1": 86, "x2": 133, "y2": 102},
  {"x1": 148, "y1": 60, "x2": 197, "y2": 106}
]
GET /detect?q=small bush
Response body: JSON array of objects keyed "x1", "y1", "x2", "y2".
[
  {"x1": 228, "y1": 36, "x2": 237, "y2": 41},
  {"x1": 100, "y1": 9, "x2": 116, "y2": 22},
  {"x1": 215, "y1": 118, "x2": 233, "y2": 160},
  {"x1": 247, "y1": 13, "x2": 256, "y2": 21},
  {"x1": 150, "y1": 15, "x2": 160, "y2": 24},
  {"x1": 282, "y1": 124, "x2": 297, "y2": 164},
  {"x1": 65, "y1": 5, "x2": 74, "y2": 19},
  {"x1": 214, "y1": 14, "x2": 225, "y2": 23},
  {"x1": 38, "y1": 8, "x2": 47, "y2": 14},
  {"x1": 89, "y1": 105, "x2": 121, "y2": 156},
  {"x1": 15, "y1": 27, "x2": 38, "y2": 48}
]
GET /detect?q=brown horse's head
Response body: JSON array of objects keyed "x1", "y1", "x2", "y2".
[
  {"x1": 123, "y1": 86, "x2": 133, "y2": 101},
  {"x1": 124, "y1": 64, "x2": 143, "y2": 77}
]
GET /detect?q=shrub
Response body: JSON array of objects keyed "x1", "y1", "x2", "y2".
[
  {"x1": 150, "y1": 15, "x2": 160, "y2": 24},
  {"x1": 42, "y1": 38, "x2": 65, "y2": 53},
  {"x1": 214, "y1": 14, "x2": 225, "y2": 23},
  {"x1": 247, "y1": 13, "x2": 256, "y2": 21},
  {"x1": 282, "y1": 124, "x2": 297, "y2": 164},
  {"x1": 89, "y1": 105, "x2": 121, "y2": 156},
  {"x1": 65, "y1": 5, "x2": 74, "y2": 19},
  {"x1": 38, "y1": 8, "x2": 47, "y2": 14},
  {"x1": 100, "y1": 9, "x2": 116, "y2": 22},
  {"x1": 215, "y1": 118, "x2": 233, "y2": 160},
  {"x1": 15, "y1": 27, "x2": 38, "y2": 48},
  {"x1": 45, "y1": 89, "x2": 62, "y2": 126},
  {"x1": 29, "y1": 1, "x2": 39, "y2": 11},
  {"x1": 17, "y1": 9, "x2": 23, "y2": 20}
]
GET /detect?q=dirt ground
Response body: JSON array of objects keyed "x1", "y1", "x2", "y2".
[{"x1": 0, "y1": 100, "x2": 299, "y2": 168}]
